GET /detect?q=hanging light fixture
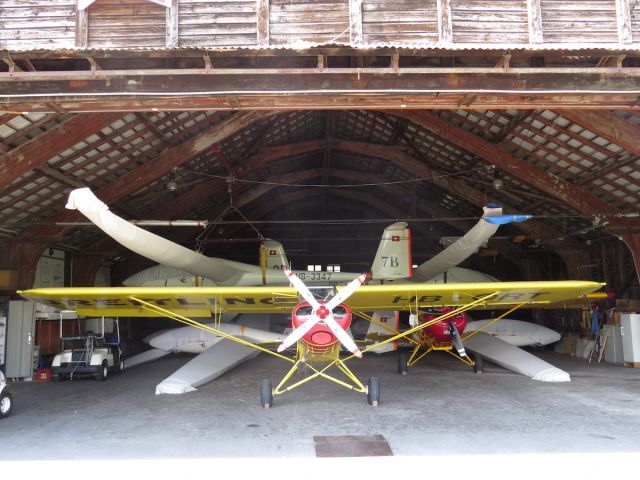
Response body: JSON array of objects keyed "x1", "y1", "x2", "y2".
[
  {"x1": 166, "y1": 167, "x2": 178, "y2": 191},
  {"x1": 491, "y1": 166, "x2": 504, "y2": 190}
]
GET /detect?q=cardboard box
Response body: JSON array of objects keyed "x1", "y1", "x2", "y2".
[
  {"x1": 0, "y1": 270, "x2": 17, "y2": 289},
  {"x1": 616, "y1": 298, "x2": 640, "y2": 312}
]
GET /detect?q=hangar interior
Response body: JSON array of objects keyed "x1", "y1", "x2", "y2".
[{"x1": 1, "y1": 0, "x2": 640, "y2": 466}]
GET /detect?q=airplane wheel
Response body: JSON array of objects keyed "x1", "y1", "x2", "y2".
[
  {"x1": 472, "y1": 353, "x2": 484, "y2": 374},
  {"x1": 367, "y1": 377, "x2": 380, "y2": 407},
  {"x1": 260, "y1": 379, "x2": 273, "y2": 409},
  {"x1": 0, "y1": 390, "x2": 13, "y2": 419},
  {"x1": 397, "y1": 352, "x2": 408, "y2": 375}
]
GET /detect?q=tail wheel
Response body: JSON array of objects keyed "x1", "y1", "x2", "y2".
[
  {"x1": 366, "y1": 377, "x2": 380, "y2": 407},
  {"x1": 260, "y1": 379, "x2": 273, "y2": 409},
  {"x1": 472, "y1": 353, "x2": 484, "y2": 374},
  {"x1": 0, "y1": 390, "x2": 14, "y2": 419},
  {"x1": 95, "y1": 360, "x2": 108, "y2": 381},
  {"x1": 397, "y1": 352, "x2": 408, "y2": 375}
]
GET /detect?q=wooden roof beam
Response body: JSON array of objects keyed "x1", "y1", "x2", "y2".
[
  {"x1": 22, "y1": 110, "x2": 276, "y2": 240},
  {"x1": 384, "y1": 110, "x2": 634, "y2": 231},
  {"x1": 0, "y1": 113, "x2": 123, "y2": 192}
]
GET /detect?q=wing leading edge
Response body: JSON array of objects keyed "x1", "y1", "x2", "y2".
[{"x1": 18, "y1": 280, "x2": 604, "y2": 317}]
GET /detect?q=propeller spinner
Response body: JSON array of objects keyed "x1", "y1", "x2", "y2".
[{"x1": 277, "y1": 268, "x2": 367, "y2": 358}]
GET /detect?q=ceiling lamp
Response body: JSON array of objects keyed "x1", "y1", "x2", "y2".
[
  {"x1": 166, "y1": 167, "x2": 178, "y2": 191},
  {"x1": 491, "y1": 167, "x2": 504, "y2": 190}
]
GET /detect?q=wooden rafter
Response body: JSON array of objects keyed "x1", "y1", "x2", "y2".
[
  {"x1": 20, "y1": 111, "x2": 276, "y2": 240},
  {"x1": 386, "y1": 110, "x2": 635, "y2": 231},
  {"x1": 0, "y1": 113, "x2": 122, "y2": 192}
]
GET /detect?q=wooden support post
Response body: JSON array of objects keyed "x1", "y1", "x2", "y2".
[
  {"x1": 257, "y1": 0, "x2": 270, "y2": 46},
  {"x1": 437, "y1": 0, "x2": 453, "y2": 43},
  {"x1": 619, "y1": 233, "x2": 640, "y2": 288},
  {"x1": 437, "y1": 0, "x2": 453, "y2": 44},
  {"x1": 166, "y1": 0, "x2": 179, "y2": 47},
  {"x1": 71, "y1": 254, "x2": 104, "y2": 287},
  {"x1": 527, "y1": 0, "x2": 543, "y2": 44},
  {"x1": 6, "y1": 241, "x2": 49, "y2": 291},
  {"x1": 349, "y1": 0, "x2": 363, "y2": 44},
  {"x1": 76, "y1": 6, "x2": 89, "y2": 48},
  {"x1": 616, "y1": 0, "x2": 633, "y2": 44}
]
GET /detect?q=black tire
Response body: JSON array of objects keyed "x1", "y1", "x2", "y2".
[
  {"x1": 472, "y1": 352, "x2": 484, "y2": 374},
  {"x1": 397, "y1": 352, "x2": 408, "y2": 375},
  {"x1": 116, "y1": 358, "x2": 125, "y2": 373},
  {"x1": 260, "y1": 379, "x2": 273, "y2": 409},
  {"x1": 94, "y1": 360, "x2": 108, "y2": 381},
  {"x1": 367, "y1": 377, "x2": 380, "y2": 406},
  {"x1": 0, "y1": 390, "x2": 13, "y2": 419}
]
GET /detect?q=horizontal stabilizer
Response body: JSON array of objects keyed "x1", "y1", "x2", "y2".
[
  {"x1": 155, "y1": 339, "x2": 260, "y2": 394},
  {"x1": 465, "y1": 319, "x2": 561, "y2": 347},
  {"x1": 66, "y1": 188, "x2": 257, "y2": 285},
  {"x1": 464, "y1": 332, "x2": 570, "y2": 382},
  {"x1": 485, "y1": 214, "x2": 532, "y2": 225},
  {"x1": 124, "y1": 348, "x2": 171, "y2": 368},
  {"x1": 412, "y1": 205, "x2": 503, "y2": 282}
]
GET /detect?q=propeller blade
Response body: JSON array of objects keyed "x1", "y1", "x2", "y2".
[
  {"x1": 323, "y1": 313, "x2": 363, "y2": 358},
  {"x1": 325, "y1": 272, "x2": 368, "y2": 311},
  {"x1": 283, "y1": 267, "x2": 320, "y2": 309},
  {"x1": 277, "y1": 317, "x2": 319, "y2": 352},
  {"x1": 449, "y1": 320, "x2": 466, "y2": 357}
]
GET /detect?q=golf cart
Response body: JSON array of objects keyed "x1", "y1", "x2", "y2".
[
  {"x1": 0, "y1": 370, "x2": 12, "y2": 419},
  {"x1": 51, "y1": 316, "x2": 124, "y2": 381}
]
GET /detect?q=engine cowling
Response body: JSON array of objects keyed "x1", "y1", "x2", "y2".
[
  {"x1": 292, "y1": 302, "x2": 352, "y2": 351},
  {"x1": 419, "y1": 307, "x2": 468, "y2": 344}
]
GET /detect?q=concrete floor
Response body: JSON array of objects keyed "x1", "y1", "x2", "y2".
[{"x1": 1, "y1": 349, "x2": 640, "y2": 477}]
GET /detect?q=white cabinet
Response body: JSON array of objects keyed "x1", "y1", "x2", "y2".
[
  {"x1": 621, "y1": 313, "x2": 640, "y2": 364},
  {"x1": 0, "y1": 315, "x2": 6, "y2": 366},
  {"x1": 603, "y1": 324, "x2": 623, "y2": 364}
]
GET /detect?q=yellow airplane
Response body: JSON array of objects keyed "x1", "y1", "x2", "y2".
[{"x1": 19, "y1": 273, "x2": 603, "y2": 408}]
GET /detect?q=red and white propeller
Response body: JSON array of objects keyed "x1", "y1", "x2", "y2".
[{"x1": 277, "y1": 267, "x2": 367, "y2": 358}]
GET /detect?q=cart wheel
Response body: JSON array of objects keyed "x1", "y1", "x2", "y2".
[
  {"x1": 95, "y1": 360, "x2": 108, "y2": 381},
  {"x1": 260, "y1": 379, "x2": 273, "y2": 409},
  {"x1": 117, "y1": 359, "x2": 125, "y2": 373},
  {"x1": 472, "y1": 353, "x2": 484, "y2": 374},
  {"x1": 0, "y1": 390, "x2": 13, "y2": 419},
  {"x1": 397, "y1": 352, "x2": 408, "y2": 375},
  {"x1": 367, "y1": 377, "x2": 380, "y2": 407}
]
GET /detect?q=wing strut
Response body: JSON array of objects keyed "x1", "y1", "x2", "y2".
[
  {"x1": 129, "y1": 296, "x2": 294, "y2": 364},
  {"x1": 351, "y1": 291, "x2": 501, "y2": 360}
]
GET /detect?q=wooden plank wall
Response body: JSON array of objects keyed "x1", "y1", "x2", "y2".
[
  {"x1": 540, "y1": 0, "x2": 619, "y2": 43},
  {"x1": 0, "y1": 0, "x2": 76, "y2": 50},
  {"x1": 0, "y1": 1, "x2": 637, "y2": 51},
  {"x1": 629, "y1": 1, "x2": 640, "y2": 41},
  {"x1": 179, "y1": 0, "x2": 257, "y2": 46},
  {"x1": 362, "y1": 0, "x2": 439, "y2": 44},
  {"x1": 87, "y1": 0, "x2": 166, "y2": 48},
  {"x1": 269, "y1": 0, "x2": 350, "y2": 45},
  {"x1": 450, "y1": 0, "x2": 529, "y2": 44}
]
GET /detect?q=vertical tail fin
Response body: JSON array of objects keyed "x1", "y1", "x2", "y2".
[
  {"x1": 365, "y1": 311, "x2": 400, "y2": 353},
  {"x1": 370, "y1": 222, "x2": 413, "y2": 280},
  {"x1": 260, "y1": 239, "x2": 289, "y2": 270}
]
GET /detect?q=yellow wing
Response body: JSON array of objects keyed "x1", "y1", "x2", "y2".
[{"x1": 18, "y1": 280, "x2": 604, "y2": 317}]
